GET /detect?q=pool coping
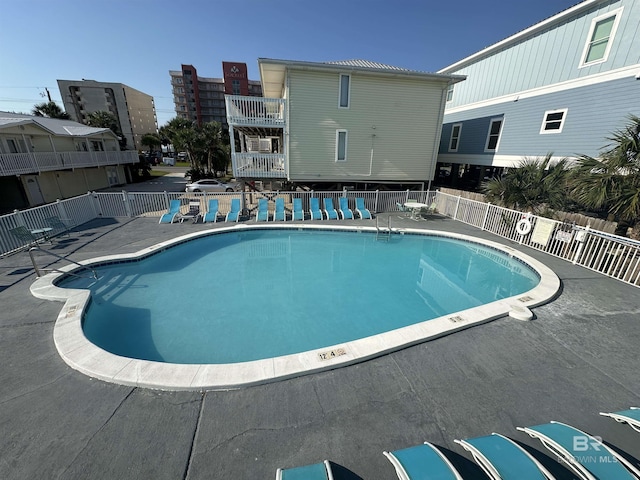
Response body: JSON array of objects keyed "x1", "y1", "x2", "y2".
[{"x1": 30, "y1": 223, "x2": 561, "y2": 391}]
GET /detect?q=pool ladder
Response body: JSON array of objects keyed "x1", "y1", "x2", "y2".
[
  {"x1": 28, "y1": 246, "x2": 99, "y2": 280},
  {"x1": 375, "y1": 216, "x2": 392, "y2": 242}
]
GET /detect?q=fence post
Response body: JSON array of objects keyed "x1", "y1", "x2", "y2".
[
  {"x1": 404, "y1": 189, "x2": 410, "y2": 204},
  {"x1": 55, "y1": 199, "x2": 68, "y2": 221},
  {"x1": 454, "y1": 195, "x2": 461, "y2": 220},
  {"x1": 91, "y1": 191, "x2": 102, "y2": 217},
  {"x1": 13, "y1": 209, "x2": 26, "y2": 227},
  {"x1": 122, "y1": 191, "x2": 132, "y2": 217},
  {"x1": 573, "y1": 225, "x2": 590, "y2": 265},
  {"x1": 374, "y1": 190, "x2": 379, "y2": 213},
  {"x1": 481, "y1": 202, "x2": 491, "y2": 231}
]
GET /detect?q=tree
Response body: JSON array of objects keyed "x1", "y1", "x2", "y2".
[
  {"x1": 483, "y1": 154, "x2": 572, "y2": 215},
  {"x1": 141, "y1": 133, "x2": 161, "y2": 153},
  {"x1": 85, "y1": 111, "x2": 127, "y2": 150},
  {"x1": 570, "y1": 114, "x2": 640, "y2": 224},
  {"x1": 31, "y1": 101, "x2": 70, "y2": 119}
]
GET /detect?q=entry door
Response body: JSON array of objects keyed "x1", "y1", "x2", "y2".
[{"x1": 23, "y1": 175, "x2": 45, "y2": 205}]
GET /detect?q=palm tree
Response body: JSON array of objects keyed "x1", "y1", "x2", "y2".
[
  {"x1": 31, "y1": 101, "x2": 70, "y2": 119},
  {"x1": 570, "y1": 115, "x2": 640, "y2": 223},
  {"x1": 483, "y1": 153, "x2": 571, "y2": 214},
  {"x1": 141, "y1": 133, "x2": 161, "y2": 153}
]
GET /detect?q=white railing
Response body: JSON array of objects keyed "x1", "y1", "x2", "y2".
[
  {"x1": 435, "y1": 191, "x2": 640, "y2": 287},
  {"x1": 0, "y1": 151, "x2": 138, "y2": 175},
  {"x1": 232, "y1": 153, "x2": 286, "y2": 178},
  {"x1": 225, "y1": 95, "x2": 286, "y2": 126},
  {"x1": 2, "y1": 189, "x2": 639, "y2": 288}
]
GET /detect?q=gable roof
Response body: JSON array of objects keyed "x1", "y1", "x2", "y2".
[
  {"x1": 258, "y1": 58, "x2": 466, "y2": 98},
  {"x1": 0, "y1": 111, "x2": 116, "y2": 138}
]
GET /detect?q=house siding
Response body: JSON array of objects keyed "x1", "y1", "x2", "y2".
[
  {"x1": 439, "y1": 75, "x2": 640, "y2": 163},
  {"x1": 287, "y1": 69, "x2": 448, "y2": 182},
  {"x1": 444, "y1": 0, "x2": 640, "y2": 108}
]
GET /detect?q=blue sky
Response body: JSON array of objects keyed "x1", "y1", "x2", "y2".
[{"x1": 0, "y1": 0, "x2": 579, "y2": 127}]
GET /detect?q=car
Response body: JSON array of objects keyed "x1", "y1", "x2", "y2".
[{"x1": 184, "y1": 179, "x2": 240, "y2": 193}]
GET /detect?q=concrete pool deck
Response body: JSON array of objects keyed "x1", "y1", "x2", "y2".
[{"x1": 1, "y1": 214, "x2": 639, "y2": 479}]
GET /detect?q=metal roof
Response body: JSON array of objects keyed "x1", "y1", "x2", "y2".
[
  {"x1": 324, "y1": 59, "x2": 411, "y2": 71},
  {"x1": 0, "y1": 111, "x2": 115, "y2": 137}
]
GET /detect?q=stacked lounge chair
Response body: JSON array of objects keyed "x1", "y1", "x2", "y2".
[
  {"x1": 518, "y1": 421, "x2": 640, "y2": 479},
  {"x1": 309, "y1": 197, "x2": 323, "y2": 220},
  {"x1": 600, "y1": 408, "x2": 640, "y2": 433},
  {"x1": 338, "y1": 197, "x2": 353, "y2": 219},
  {"x1": 276, "y1": 460, "x2": 334, "y2": 480},
  {"x1": 323, "y1": 198, "x2": 339, "y2": 220},
  {"x1": 455, "y1": 433, "x2": 556, "y2": 479},
  {"x1": 383, "y1": 442, "x2": 463, "y2": 480}
]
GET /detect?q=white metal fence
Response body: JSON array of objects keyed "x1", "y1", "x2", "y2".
[{"x1": 2, "y1": 189, "x2": 639, "y2": 288}]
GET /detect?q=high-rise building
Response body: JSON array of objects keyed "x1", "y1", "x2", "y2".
[
  {"x1": 57, "y1": 80, "x2": 158, "y2": 151},
  {"x1": 169, "y1": 63, "x2": 262, "y2": 126}
]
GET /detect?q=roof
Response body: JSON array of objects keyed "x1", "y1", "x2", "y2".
[
  {"x1": 258, "y1": 58, "x2": 466, "y2": 98},
  {"x1": 438, "y1": 0, "x2": 595, "y2": 73},
  {"x1": 0, "y1": 111, "x2": 116, "y2": 138}
]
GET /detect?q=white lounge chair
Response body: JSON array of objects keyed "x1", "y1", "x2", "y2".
[
  {"x1": 600, "y1": 408, "x2": 640, "y2": 433},
  {"x1": 455, "y1": 433, "x2": 556, "y2": 479},
  {"x1": 518, "y1": 421, "x2": 640, "y2": 479},
  {"x1": 384, "y1": 442, "x2": 463, "y2": 480}
]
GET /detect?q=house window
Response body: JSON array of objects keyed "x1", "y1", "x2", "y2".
[
  {"x1": 580, "y1": 9, "x2": 622, "y2": 67},
  {"x1": 446, "y1": 84, "x2": 454, "y2": 102},
  {"x1": 339, "y1": 74, "x2": 350, "y2": 108},
  {"x1": 336, "y1": 130, "x2": 348, "y2": 162},
  {"x1": 540, "y1": 109, "x2": 568, "y2": 134},
  {"x1": 449, "y1": 123, "x2": 462, "y2": 152},
  {"x1": 485, "y1": 118, "x2": 503, "y2": 152}
]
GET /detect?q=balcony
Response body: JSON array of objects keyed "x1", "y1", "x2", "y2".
[
  {"x1": 225, "y1": 95, "x2": 285, "y2": 127},
  {"x1": 232, "y1": 153, "x2": 286, "y2": 179},
  {"x1": 0, "y1": 150, "x2": 139, "y2": 176}
]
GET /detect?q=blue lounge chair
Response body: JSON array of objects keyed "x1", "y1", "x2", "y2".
[
  {"x1": 518, "y1": 421, "x2": 640, "y2": 479},
  {"x1": 256, "y1": 198, "x2": 269, "y2": 222},
  {"x1": 292, "y1": 198, "x2": 304, "y2": 220},
  {"x1": 276, "y1": 460, "x2": 334, "y2": 480},
  {"x1": 383, "y1": 442, "x2": 463, "y2": 480},
  {"x1": 355, "y1": 197, "x2": 372, "y2": 219},
  {"x1": 455, "y1": 433, "x2": 556, "y2": 479},
  {"x1": 226, "y1": 198, "x2": 241, "y2": 222},
  {"x1": 273, "y1": 198, "x2": 286, "y2": 221},
  {"x1": 600, "y1": 408, "x2": 640, "y2": 433},
  {"x1": 309, "y1": 197, "x2": 323, "y2": 220},
  {"x1": 323, "y1": 198, "x2": 338, "y2": 220},
  {"x1": 202, "y1": 199, "x2": 219, "y2": 223},
  {"x1": 159, "y1": 199, "x2": 181, "y2": 223},
  {"x1": 338, "y1": 197, "x2": 353, "y2": 219}
]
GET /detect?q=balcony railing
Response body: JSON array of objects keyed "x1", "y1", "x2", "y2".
[
  {"x1": 225, "y1": 95, "x2": 286, "y2": 126},
  {"x1": 0, "y1": 151, "x2": 139, "y2": 176},
  {"x1": 232, "y1": 153, "x2": 287, "y2": 178}
]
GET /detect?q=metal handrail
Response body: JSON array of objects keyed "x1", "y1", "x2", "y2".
[{"x1": 28, "y1": 246, "x2": 98, "y2": 280}]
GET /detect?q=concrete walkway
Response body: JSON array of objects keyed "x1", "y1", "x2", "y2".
[{"x1": 1, "y1": 214, "x2": 639, "y2": 479}]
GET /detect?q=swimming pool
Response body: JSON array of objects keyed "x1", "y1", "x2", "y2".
[{"x1": 31, "y1": 224, "x2": 560, "y2": 390}]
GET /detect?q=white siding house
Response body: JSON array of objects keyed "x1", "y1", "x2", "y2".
[
  {"x1": 0, "y1": 112, "x2": 138, "y2": 213},
  {"x1": 226, "y1": 59, "x2": 464, "y2": 188},
  {"x1": 435, "y1": 0, "x2": 640, "y2": 189}
]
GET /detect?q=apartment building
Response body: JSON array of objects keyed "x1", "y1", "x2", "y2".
[
  {"x1": 57, "y1": 80, "x2": 158, "y2": 151},
  {"x1": 169, "y1": 62, "x2": 262, "y2": 126}
]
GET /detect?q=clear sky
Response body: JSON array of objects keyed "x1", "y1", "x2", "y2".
[{"x1": 0, "y1": 0, "x2": 579, "y2": 128}]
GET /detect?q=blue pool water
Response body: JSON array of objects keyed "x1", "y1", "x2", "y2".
[{"x1": 59, "y1": 229, "x2": 539, "y2": 364}]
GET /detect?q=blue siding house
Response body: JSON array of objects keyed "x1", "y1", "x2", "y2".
[{"x1": 436, "y1": 0, "x2": 640, "y2": 188}]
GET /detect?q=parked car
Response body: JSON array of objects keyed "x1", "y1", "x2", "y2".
[{"x1": 184, "y1": 179, "x2": 240, "y2": 193}]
